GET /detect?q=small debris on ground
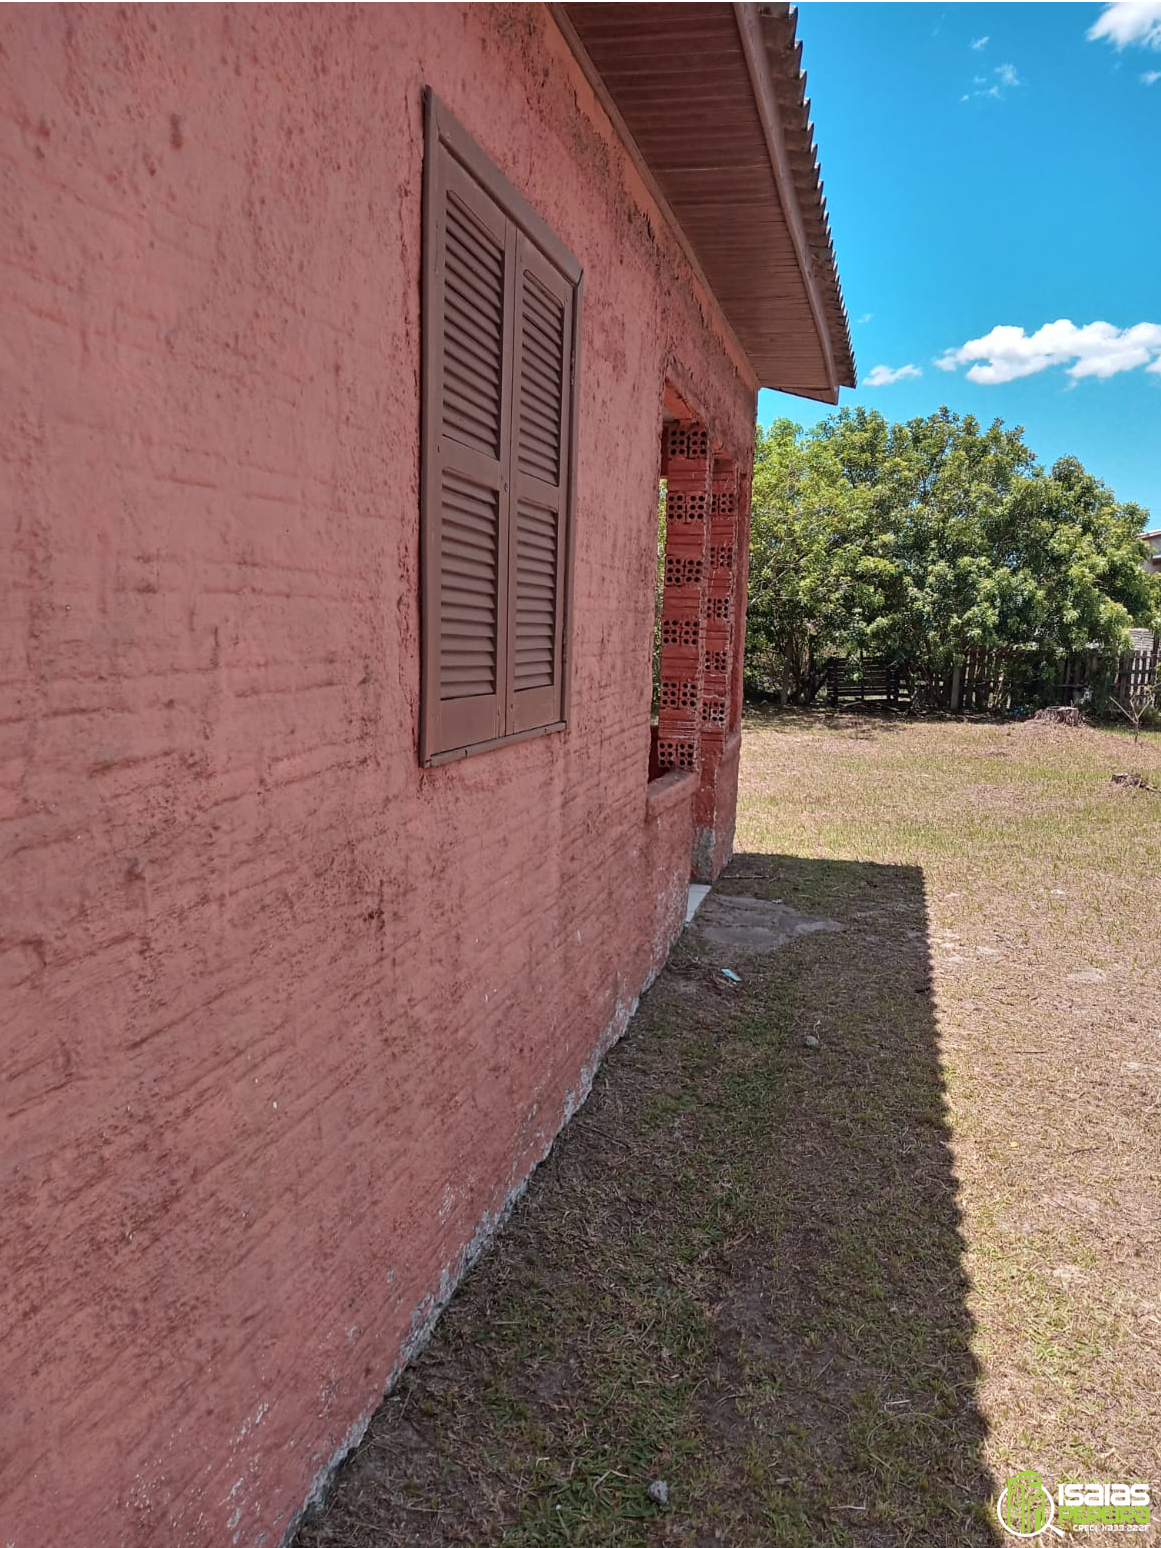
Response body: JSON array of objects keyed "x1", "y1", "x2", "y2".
[
  {"x1": 668, "y1": 959, "x2": 704, "y2": 977},
  {"x1": 1111, "y1": 772, "x2": 1154, "y2": 791},
  {"x1": 646, "y1": 1480, "x2": 669, "y2": 1507},
  {"x1": 803, "y1": 1034, "x2": 820, "y2": 1049},
  {"x1": 669, "y1": 959, "x2": 745, "y2": 997}
]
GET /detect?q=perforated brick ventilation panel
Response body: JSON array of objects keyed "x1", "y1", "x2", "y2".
[
  {"x1": 665, "y1": 488, "x2": 707, "y2": 524},
  {"x1": 664, "y1": 555, "x2": 704, "y2": 587},
  {"x1": 661, "y1": 616, "x2": 700, "y2": 648},
  {"x1": 655, "y1": 737, "x2": 698, "y2": 772},
  {"x1": 656, "y1": 419, "x2": 713, "y2": 772},
  {"x1": 666, "y1": 423, "x2": 709, "y2": 464},
  {"x1": 659, "y1": 679, "x2": 700, "y2": 712}
]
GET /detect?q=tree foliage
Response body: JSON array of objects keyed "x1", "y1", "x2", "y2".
[{"x1": 747, "y1": 407, "x2": 1160, "y2": 703}]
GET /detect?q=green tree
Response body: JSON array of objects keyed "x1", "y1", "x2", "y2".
[
  {"x1": 746, "y1": 408, "x2": 1160, "y2": 705},
  {"x1": 746, "y1": 418, "x2": 870, "y2": 702}
]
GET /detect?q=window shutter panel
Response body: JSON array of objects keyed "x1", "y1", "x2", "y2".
[
  {"x1": 505, "y1": 234, "x2": 574, "y2": 735},
  {"x1": 421, "y1": 144, "x2": 515, "y2": 761}
]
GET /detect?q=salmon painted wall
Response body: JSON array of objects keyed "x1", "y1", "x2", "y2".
[{"x1": 0, "y1": 6, "x2": 756, "y2": 1545}]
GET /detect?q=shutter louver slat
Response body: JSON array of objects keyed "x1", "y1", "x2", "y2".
[
  {"x1": 443, "y1": 294, "x2": 505, "y2": 368},
  {"x1": 442, "y1": 554, "x2": 496, "y2": 580},
  {"x1": 444, "y1": 341, "x2": 502, "y2": 397},
  {"x1": 441, "y1": 195, "x2": 505, "y2": 460},
  {"x1": 513, "y1": 499, "x2": 558, "y2": 690},
  {"x1": 516, "y1": 276, "x2": 565, "y2": 485},
  {"x1": 521, "y1": 300, "x2": 564, "y2": 357},
  {"x1": 439, "y1": 471, "x2": 499, "y2": 701},
  {"x1": 444, "y1": 236, "x2": 503, "y2": 304}
]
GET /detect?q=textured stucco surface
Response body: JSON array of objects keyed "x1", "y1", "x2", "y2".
[
  {"x1": 695, "y1": 729, "x2": 744, "y2": 883},
  {"x1": 0, "y1": 6, "x2": 755, "y2": 1546}
]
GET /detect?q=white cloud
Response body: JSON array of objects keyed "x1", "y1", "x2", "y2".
[
  {"x1": 937, "y1": 320, "x2": 1161, "y2": 384},
  {"x1": 962, "y1": 63, "x2": 1021, "y2": 100},
  {"x1": 863, "y1": 364, "x2": 922, "y2": 387},
  {"x1": 971, "y1": 34, "x2": 989, "y2": 49},
  {"x1": 1088, "y1": 1, "x2": 1161, "y2": 49},
  {"x1": 856, "y1": 313, "x2": 874, "y2": 325},
  {"x1": 1142, "y1": 68, "x2": 1161, "y2": 81}
]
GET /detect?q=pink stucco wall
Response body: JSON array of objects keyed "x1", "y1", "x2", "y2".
[{"x1": 0, "y1": 6, "x2": 756, "y2": 1545}]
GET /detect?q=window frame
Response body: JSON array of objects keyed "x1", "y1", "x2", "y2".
[{"x1": 419, "y1": 89, "x2": 583, "y2": 767}]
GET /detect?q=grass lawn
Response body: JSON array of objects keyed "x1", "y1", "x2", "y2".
[{"x1": 299, "y1": 712, "x2": 1161, "y2": 1547}]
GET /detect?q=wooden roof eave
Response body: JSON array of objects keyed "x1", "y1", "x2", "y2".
[{"x1": 553, "y1": 1, "x2": 856, "y2": 403}]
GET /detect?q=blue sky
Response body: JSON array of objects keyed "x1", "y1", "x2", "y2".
[{"x1": 760, "y1": 1, "x2": 1161, "y2": 525}]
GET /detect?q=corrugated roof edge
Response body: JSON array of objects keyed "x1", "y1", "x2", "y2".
[{"x1": 757, "y1": 2, "x2": 856, "y2": 391}]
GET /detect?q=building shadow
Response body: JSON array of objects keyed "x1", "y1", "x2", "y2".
[
  {"x1": 743, "y1": 703, "x2": 910, "y2": 738},
  {"x1": 690, "y1": 851, "x2": 996, "y2": 1544},
  {"x1": 297, "y1": 850, "x2": 995, "y2": 1547}
]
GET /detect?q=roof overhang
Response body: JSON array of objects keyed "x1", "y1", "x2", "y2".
[{"x1": 555, "y1": 2, "x2": 855, "y2": 403}]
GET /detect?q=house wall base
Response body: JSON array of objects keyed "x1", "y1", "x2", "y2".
[
  {"x1": 692, "y1": 730, "x2": 742, "y2": 883},
  {"x1": 288, "y1": 765, "x2": 698, "y2": 1542}
]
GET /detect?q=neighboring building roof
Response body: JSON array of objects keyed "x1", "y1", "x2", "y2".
[{"x1": 556, "y1": 2, "x2": 856, "y2": 403}]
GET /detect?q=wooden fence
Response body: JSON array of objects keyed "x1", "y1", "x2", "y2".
[
  {"x1": 955, "y1": 642, "x2": 1159, "y2": 714},
  {"x1": 822, "y1": 639, "x2": 1159, "y2": 714},
  {"x1": 824, "y1": 658, "x2": 911, "y2": 708}
]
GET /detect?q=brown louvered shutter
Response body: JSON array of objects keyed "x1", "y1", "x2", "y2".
[
  {"x1": 421, "y1": 140, "x2": 514, "y2": 761},
  {"x1": 505, "y1": 237, "x2": 573, "y2": 734},
  {"x1": 421, "y1": 93, "x2": 580, "y2": 764}
]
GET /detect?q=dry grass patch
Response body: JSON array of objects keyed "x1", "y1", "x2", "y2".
[{"x1": 739, "y1": 711, "x2": 1161, "y2": 1508}]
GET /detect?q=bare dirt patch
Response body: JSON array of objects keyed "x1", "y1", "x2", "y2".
[{"x1": 692, "y1": 893, "x2": 842, "y2": 955}]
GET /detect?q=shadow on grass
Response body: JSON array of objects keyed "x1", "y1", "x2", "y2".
[
  {"x1": 297, "y1": 853, "x2": 994, "y2": 1548},
  {"x1": 743, "y1": 703, "x2": 912, "y2": 737}
]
